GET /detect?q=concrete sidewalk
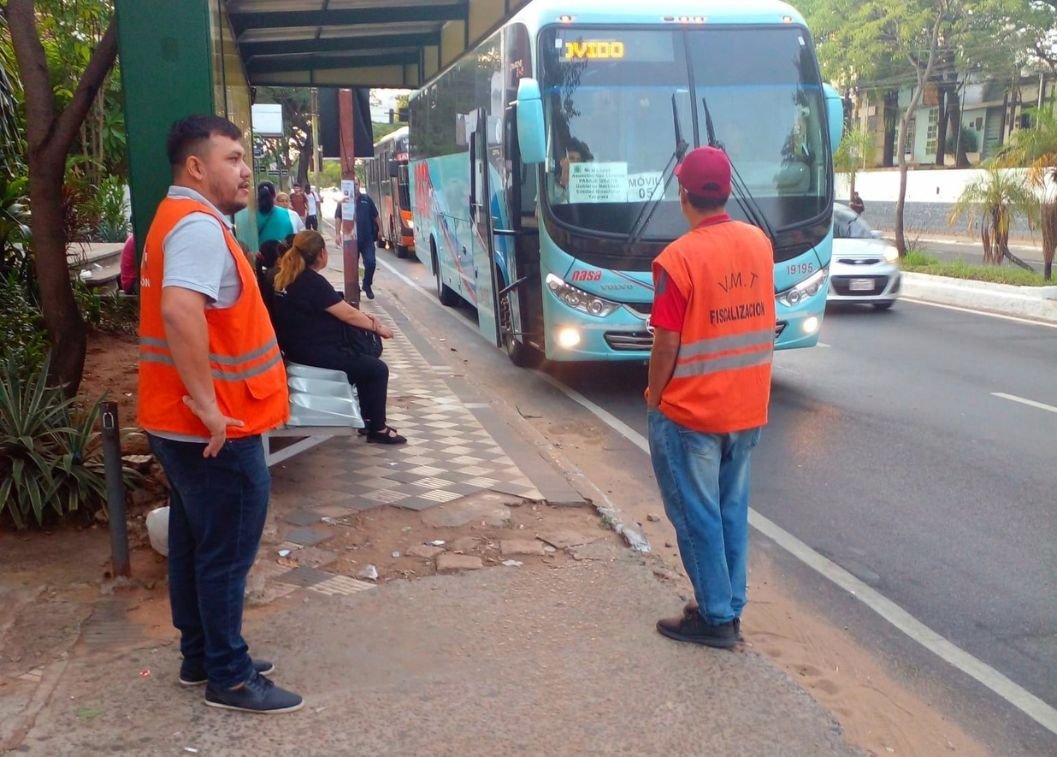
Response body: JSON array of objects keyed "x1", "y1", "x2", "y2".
[
  {"x1": 1, "y1": 289, "x2": 859, "y2": 756},
  {"x1": 14, "y1": 546, "x2": 856, "y2": 756}
]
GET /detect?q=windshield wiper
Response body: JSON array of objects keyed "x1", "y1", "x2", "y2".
[
  {"x1": 700, "y1": 93, "x2": 777, "y2": 246},
  {"x1": 625, "y1": 92, "x2": 689, "y2": 250}
]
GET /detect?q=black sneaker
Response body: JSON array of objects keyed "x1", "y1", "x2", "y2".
[
  {"x1": 657, "y1": 610, "x2": 738, "y2": 649},
  {"x1": 684, "y1": 602, "x2": 743, "y2": 641},
  {"x1": 205, "y1": 672, "x2": 303, "y2": 714},
  {"x1": 363, "y1": 284, "x2": 375, "y2": 300},
  {"x1": 179, "y1": 658, "x2": 275, "y2": 687}
]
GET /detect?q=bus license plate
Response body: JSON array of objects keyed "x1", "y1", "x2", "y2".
[{"x1": 850, "y1": 278, "x2": 874, "y2": 292}]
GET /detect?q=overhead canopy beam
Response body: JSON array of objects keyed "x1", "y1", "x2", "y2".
[
  {"x1": 246, "y1": 52, "x2": 420, "y2": 76},
  {"x1": 240, "y1": 32, "x2": 441, "y2": 59},
  {"x1": 229, "y1": 3, "x2": 469, "y2": 37}
]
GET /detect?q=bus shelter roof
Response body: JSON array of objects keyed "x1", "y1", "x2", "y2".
[{"x1": 226, "y1": 0, "x2": 531, "y2": 88}]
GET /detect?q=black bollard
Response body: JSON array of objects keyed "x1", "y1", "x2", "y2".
[{"x1": 100, "y1": 400, "x2": 130, "y2": 577}]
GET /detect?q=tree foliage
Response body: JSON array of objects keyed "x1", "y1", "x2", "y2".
[
  {"x1": 833, "y1": 127, "x2": 875, "y2": 198},
  {"x1": 996, "y1": 107, "x2": 1057, "y2": 278},
  {"x1": 950, "y1": 162, "x2": 1040, "y2": 268},
  {"x1": 3, "y1": 0, "x2": 119, "y2": 395}
]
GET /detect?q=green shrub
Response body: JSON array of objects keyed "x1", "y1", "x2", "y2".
[
  {"x1": 0, "y1": 274, "x2": 47, "y2": 374},
  {"x1": 92, "y1": 176, "x2": 129, "y2": 242},
  {"x1": 0, "y1": 356, "x2": 140, "y2": 529},
  {"x1": 72, "y1": 278, "x2": 139, "y2": 335},
  {"x1": 902, "y1": 250, "x2": 1049, "y2": 286}
]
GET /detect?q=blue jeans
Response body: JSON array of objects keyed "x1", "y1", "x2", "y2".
[
  {"x1": 359, "y1": 242, "x2": 376, "y2": 288},
  {"x1": 148, "y1": 434, "x2": 271, "y2": 689},
  {"x1": 648, "y1": 410, "x2": 762, "y2": 625}
]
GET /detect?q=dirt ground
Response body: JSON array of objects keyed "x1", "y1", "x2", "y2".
[
  {"x1": 538, "y1": 416, "x2": 990, "y2": 757},
  {"x1": 82, "y1": 331, "x2": 148, "y2": 455},
  {"x1": 16, "y1": 331, "x2": 988, "y2": 757}
]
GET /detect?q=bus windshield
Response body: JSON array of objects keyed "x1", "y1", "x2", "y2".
[{"x1": 539, "y1": 25, "x2": 829, "y2": 242}]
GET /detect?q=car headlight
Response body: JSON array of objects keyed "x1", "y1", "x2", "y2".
[
  {"x1": 883, "y1": 245, "x2": 898, "y2": 263},
  {"x1": 545, "y1": 273, "x2": 620, "y2": 317},
  {"x1": 776, "y1": 265, "x2": 829, "y2": 308}
]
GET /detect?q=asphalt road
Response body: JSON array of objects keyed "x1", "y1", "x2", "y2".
[
  {"x1": 352, "y1": 244, "x2": 1056, "y2": 750},
  {"x1": 548, "y1": 299, "x2": 1057, "y2": 741}
]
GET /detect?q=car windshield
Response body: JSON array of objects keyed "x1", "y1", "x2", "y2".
[
  {"x1": 539, "y1": 25, "x2": 830, "y2": 245},
  {"x1": 833, "y1": 206, "x2": 876, "y2": 239}
]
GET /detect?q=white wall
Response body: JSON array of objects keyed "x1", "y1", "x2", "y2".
[{"x1": 836, "y1": 167, "x2": 1053, "y2": 203}]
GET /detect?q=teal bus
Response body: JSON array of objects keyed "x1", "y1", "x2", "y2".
[{"x1": 408, "y1": 0, "x2": 843, "y2": 365}]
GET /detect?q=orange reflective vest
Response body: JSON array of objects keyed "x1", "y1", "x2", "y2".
[
  {"x1": 138, "y1": 197, "x2": 289, "y2": 438},
  {"x1": 654, "y1": 218, "x2": 776, "y2": 434}
]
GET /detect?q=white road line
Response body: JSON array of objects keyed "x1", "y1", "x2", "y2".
[
  {"x1": 378, "y1": 253, "x2": 1057, "y2": 734},
  {"x1": 900, "y1": 297, "x2": 1057, "y2": 329},
  {"x1": 540, "y1": 372, "x2": 1057, "y2": 736},
  {"x1": 992, "y1": 392, "x2": 1057, "y2": 415}
]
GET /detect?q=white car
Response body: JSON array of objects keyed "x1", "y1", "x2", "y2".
[{"x1": 828, "y1": 204, "x2": 901, "y2": 310}]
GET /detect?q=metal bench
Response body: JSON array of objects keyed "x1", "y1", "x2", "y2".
[{"x1": 263, "y1": 362, "x2": 365, "y2": 467}]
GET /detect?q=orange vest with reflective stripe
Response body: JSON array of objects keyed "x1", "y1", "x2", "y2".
[
  {"x1": 137, "y1": 197, "x2": 289, "y2": 438},
  {"x1": 654, "y1": 218, "x2": 776, "y2": 434}
]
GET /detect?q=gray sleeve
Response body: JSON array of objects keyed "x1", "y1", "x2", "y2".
[{"x1": 162, "y1": 214, "x2": 229, "y2": 301}]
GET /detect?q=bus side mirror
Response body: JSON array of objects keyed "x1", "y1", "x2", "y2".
[
  {"x1": 388, "y1": 160, "x2": 400, "y2": 178},
  {"x1": 515, "y1": 78, "x2": 546, "y2": 165},
  {"x1": 824, "y1": 83, "x2": 843, "y2": 153}
]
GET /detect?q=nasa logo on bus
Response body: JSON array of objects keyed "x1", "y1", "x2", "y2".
[
  {"x1": 570, "y1": 270, "x2": 603, "y2": 283},
  {"x1": 564, "y1": 40, "x2": 626, "y2": 61}
]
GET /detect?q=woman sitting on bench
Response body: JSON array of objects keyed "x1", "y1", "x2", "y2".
[{"x1": 271, "y1": 230, "x2": 407, "y2": 445}]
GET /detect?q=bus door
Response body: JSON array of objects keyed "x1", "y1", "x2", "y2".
[{"x1": 470, "y1": 108, "x2": 501, "y2": 347}]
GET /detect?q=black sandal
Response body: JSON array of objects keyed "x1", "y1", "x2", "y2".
[{"x1": 365, "y1": 426, "x2": 407, "y2": 445}]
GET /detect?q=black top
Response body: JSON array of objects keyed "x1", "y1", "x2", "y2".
[
  {"x1": 335, "y1": 194, "x2": 379, "y2": 249},
  {"x1": 271, "y1": 268, "x2": 345, "y2": 361}
]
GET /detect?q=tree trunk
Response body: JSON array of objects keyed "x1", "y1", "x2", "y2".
[
  {"x1": 29, "y1": 157, "x2": 87, "y2": 393},
  {"x1": 5, "y1": 0, "x2": 119, "y2": 395},
  {"x1": 946, "y1": 89, "x2": 971, "y2": 168},
  {"x1": 296, "y1": 131, "x2": 312, "y2": 187},
  {"x1": 895, "y1": 12, "x2": 944, "y2": 257},
  {"x1": 934, "y1": 87, "x2": 948, "y2": 166},
  {"x1": 1041, "y1": 200, "x2": 1056, "y2": 281},
  {"x1": 882, "y1": 90, "x2": 898, "y2": 168}
]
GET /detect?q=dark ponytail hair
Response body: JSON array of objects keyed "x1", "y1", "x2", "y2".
[{"x1": 257, "y1": 182, "x2": 276, "y2": 214}]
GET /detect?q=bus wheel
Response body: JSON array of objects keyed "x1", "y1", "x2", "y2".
[
  {"x1": 392, "y1": 219, "x2": 409, "y2": 258},
  {"x1": 498, "y1": 288, "x2": 541, "y2": 368},
  {"x1": 433, "y1": 243, "x2": 459, "y2": 307}
]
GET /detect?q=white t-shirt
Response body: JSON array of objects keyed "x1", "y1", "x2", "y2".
[
  {"x1": 307, "y1": 191, "x2": 320, "y2": 216},
  {"x1": 287, "y1": 207, "x2": 305, "y2": 232}
]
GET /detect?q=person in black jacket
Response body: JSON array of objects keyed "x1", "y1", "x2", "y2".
[{"x1": 335, "y1": 184, "x2": 381, "y2": 299}]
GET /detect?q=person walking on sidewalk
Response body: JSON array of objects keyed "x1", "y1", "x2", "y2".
[
  {"x1": 334, "y1": 182, "x2": 381, "y2": 299},
  {"x1": 645, "y1": 146, "x2": 776, "y2": 650},
  {"x1": 138, "y1": 114, "x2": 304, "y2": 713},
  {"x1": 289, "y1": 182, "x2": 307, "y2": 222},
  {"x1": 304, "y1": 183, "x2": 321, "y2": 230}
]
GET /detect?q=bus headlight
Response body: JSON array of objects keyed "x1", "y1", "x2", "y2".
[
  {"x1": 546, "y1": 274, "x2": 619, "y2": 317},
  {"x1": 557, "y1": 327, "x2": 582, "y2": 348},
  {"x1": 776, "y1": 266, "x2": 829, "y2": 308}
]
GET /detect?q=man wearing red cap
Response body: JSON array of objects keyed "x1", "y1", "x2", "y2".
[{"x1": 646, "y1": 146, "x2": 776, "y2": 649}]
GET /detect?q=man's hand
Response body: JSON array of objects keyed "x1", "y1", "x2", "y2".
[
  {"x1": 376, "y1": 323, "x2": 394, "y2": 339},
  {"x1": 183, "y1": 396, "x2": 244, "y2": 457}
]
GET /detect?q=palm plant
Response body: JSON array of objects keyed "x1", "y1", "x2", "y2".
[
  {"x1": 833, "y1": 127, "x2": 876, "y2": 200},
  {"x1": 0, "y1": 356, "x2": 141, "y2": 529},
  {"x1": 996, "y1": 109, "x2": 1057, "y2": 280},
  {"x1": 949, "y1": 162, "x2": 1040, "y2": 270}
]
